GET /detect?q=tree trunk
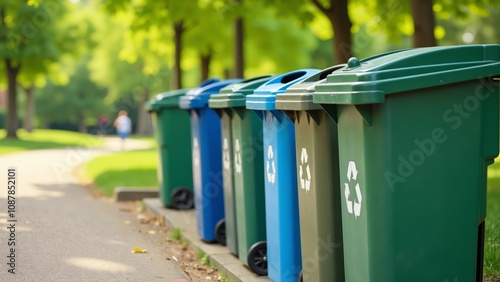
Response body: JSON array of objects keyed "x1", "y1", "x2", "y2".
[
  {"x1": 172, "y1": 21, "x2": 184, "y2": 90},
  {"x1": 234, "y1": 0, "x2": 244, "y2": 78},
  {"x1": 331, "y1": 0, "x2": 352, "y2": 64},
  {"x1": 23, "y1": 85, "x2": 35, "y2": 132},
  {"x1": 136, "y1": 90, "x2": 153, "y2": 135},
  {"x1": 311, "y1": 0, "x2": 352, "y2": 64},
  {"x1": 411, "y1": 0, "x2": 436, "y2": 47},
  {"x1": 77, "y1": 113, "x2": 86, "y2": 133},
  {"x1": 200, "y1": 52, "x2": 211, "y2": 82},
  {"x1": 5, "y1": 59, "x2": 20, "y2": 139}
]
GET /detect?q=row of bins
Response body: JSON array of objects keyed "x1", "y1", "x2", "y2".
[{"x1": 145, "y1": 44, "x2": 500, "y2": 282}]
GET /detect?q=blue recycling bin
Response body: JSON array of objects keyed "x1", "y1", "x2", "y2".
[
  {"x1": 179, "y1": 78, "x2": 242, "y2": 243},
  {"x1": 246, "y1": 69, "x2": 319, "y2": 282}
]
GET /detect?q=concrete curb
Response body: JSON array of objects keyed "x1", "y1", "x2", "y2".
[
  {"x1": 143, "y1": 198, "x2": 271, "y2": 282},
  {"x1": 114, "y1": 187, "x2": 159, "y2": 201}
]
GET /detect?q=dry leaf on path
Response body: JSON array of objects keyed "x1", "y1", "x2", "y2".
[{"x1": 131, "y1": 247, "x2": 148, "y2": 253}]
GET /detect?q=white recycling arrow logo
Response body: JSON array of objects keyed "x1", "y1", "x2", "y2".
[
  {"x1": 223, "y1": 138, "x2": 230, "y2": 170},
  {"x1": 299, "y1": 148, "x2": 311, "y2": 192},
  {"x1": 234, "y1": 138, "x2": 242, "y2": 174},
  {"x1": 266, "y1": 145, "x2": 276, "y2": 184},
  {"x1": 193, "y1": 137, "x2": 200, "y2": 167},
  {"x1": 344, "y1": 161, "x2": 362, "y2": 218}
]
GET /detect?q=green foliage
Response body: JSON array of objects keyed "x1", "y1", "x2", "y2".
[
  {"x1": 36, "y1": 55, "x2": 112, "y2": 129},
  {"x1": 196, "y1": 248, "x2": 210, "y2": 266},
  {"x1": 168, "y1": 228, "x2": 183, "y2": 242}
]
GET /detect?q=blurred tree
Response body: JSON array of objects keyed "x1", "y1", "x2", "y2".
[
  {"x1": 89, "y1": 7, "x2": 170, "y2": 135},
  {"x1": 36, "y1": 55, "x2": 111, "y2": 132},
  {"x1": 412, "y1": 0, "x2": 436, "y2": 47},
  {"x1": 372, "y1": 0, "x2": 500, "y2": 47},
  {"x1": 261, "y1": 0, "x2": 352, "y2": 64},
  {"x1": 16, "y1": 1, "x2": 94, "y2": 132},
  {"x1": 0, "y1": 1, "x2": 66, "y2": 138}
]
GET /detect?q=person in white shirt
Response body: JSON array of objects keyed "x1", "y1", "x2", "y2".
[{"x1": 114, "y1": 110, "x2": 132, "y2": 149}]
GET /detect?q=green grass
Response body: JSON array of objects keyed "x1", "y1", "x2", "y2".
[
  {"x1": 0, "y1": 129, "x2": 103, "y2": 155},
  {"x1": 486, "y1": 161, "x2": 500, "y2": 278},
  {"x1": 129, "y1": 135, "x2": 157, "y2": 147},
  {"x1": 168, "y1": 228, "x2": 183, "y2": 242},
  {"x1": 84, "y1": 148, "x2": 158, "y2": 196}
]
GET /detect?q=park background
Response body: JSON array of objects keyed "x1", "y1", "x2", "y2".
[
  {"x1": 1, "y1": 0, "x2": 500, "y2": 136},
  {"x1": 0, "y1": 0, "x2": 499, "y2": 279}
]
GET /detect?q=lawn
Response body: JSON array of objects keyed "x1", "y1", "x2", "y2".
[
  {"x1": 486, "y1": 161, "x2": 500, "y2": 278},
  {"x1": 0, "y1": 129, "x2": 103, "y2": 155},
  {"x1": 83, "y1": 148, "x2": 158, "y2": 196}
]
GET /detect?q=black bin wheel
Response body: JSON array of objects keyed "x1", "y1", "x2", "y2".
[
  {"x1": 247, "y1": 241, "x2": 267, "y2": 276},
  {"x1": 215, "y1": 219, "x2": 226, "y2": 246},
  {"x1": 169, "y1": 187, "x2": 194, "y2": 210},
  {"x1": 298, "y1": 269, "x2": 303, "y2": 282}
]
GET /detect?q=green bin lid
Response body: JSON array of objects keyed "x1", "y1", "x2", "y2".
[
  {"x1": 208, "y1": 75, "x2": 275, "y2": 109},
  {"x1": 275, "y1": 65, "x2": 345, "y2": 111},
  {"x1": 144, "y1": 89, "x2": 189, "y2": 112},
  {"x1": 313, "y1": 44, "x2": 500, "y2": 105}
]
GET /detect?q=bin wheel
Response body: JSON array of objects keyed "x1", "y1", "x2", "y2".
[
  {"x1": 215, "y1": 219, "x2": 226, "y2": 246},
  {"x1": 247, "y1": 241, "x2": 267, "y2": 276},
  {"x1": 298, "y1": 270, "x2": 303, "y2": 282},
  {"x1": 169, "y1": 187, "x2": 194, "y2": 210}
]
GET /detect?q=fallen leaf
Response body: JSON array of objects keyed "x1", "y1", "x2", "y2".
[
  {"x1": 172, "y1": 256, "x2": 178, "y2": 262},
  {"x1": 146, "y1": 230, "x2": 157, "y2": 235},
  {"x1": 131, "y1": 247, "x2": 147, "y2": 253},
  {"x1": 156, "y1": 215, "x2": 165, "y2": 226},
  {"x1": 124, "y1": 220, "x2": 131, "y2": 225}
]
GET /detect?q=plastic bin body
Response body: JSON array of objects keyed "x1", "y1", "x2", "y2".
[
  {"x1": 275, "y1": 66, "x2": 346, "y2": 281},
  {"x1": 145, "y1": 89, "x2": 194, "y2": 208},
  {"x1": 179, "y1": 79, "x2": 242, "y2": 242},
  {"x1": 313, "y1": 45, "x2": 500, "y2": 281},
  {"x1": 231, "y1": 107, "x2": 267, "y2": 270},
  {"x1": 220, "y1": 109, "x2": 237, "y2": 252},
  {"x1": 208, "y1": 76, "x2": 273, "y2": 268},
  {"x1": 247, "y1": 69, "x2": 319, "y2": 281}
]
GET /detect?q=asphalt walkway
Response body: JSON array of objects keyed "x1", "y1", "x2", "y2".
[{"x1": 0, "y1": 137, "x2": 188, "y2": 281}]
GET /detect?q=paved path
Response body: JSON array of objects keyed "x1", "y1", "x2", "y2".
[{"x1": 0, "y1": 137, "x2": 188, "y2": 281}]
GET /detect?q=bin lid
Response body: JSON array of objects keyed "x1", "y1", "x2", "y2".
[
  {"x1": 144, "y1": 89, "x2": 189, "y2": 112},
  {"x1": 145, "y1": 78, "x2": 221, "y2": 112},
  {"x1": 313, "y1": 44, "x2": 500, "y2": 105},
  {"x1": 275, "y1": 65, "x2": 345, "y2": 111},
  {"x1": 246, "y1": 69, "x2": 319, "y2": 110},
  {"x1": 208, "y1": 75, "x2": 275, "y2": 108},
  {"x1": 179, "y1": 78, "x2": 243, "y2": 109}
]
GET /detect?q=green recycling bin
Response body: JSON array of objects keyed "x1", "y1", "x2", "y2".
[
  {"x1": 313, "y1": 44, "x2": 500, "y2": 281},
  {"x1": 208, "y1": 76, "x2": 274, "y2": 258},
  {"x1": 145, "y1": 89, "x2": 195, "y2": 209},
  {"x1": 275, "y1": 65, "x2": 345, "y2": 281}
]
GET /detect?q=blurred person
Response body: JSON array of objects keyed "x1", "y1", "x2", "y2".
[
  {"x1": 114, "y1": 110, "x2": 132, "y2": 150},
  {"x1": 97, "y1": 115, "x2": 109, "y2": 136}
]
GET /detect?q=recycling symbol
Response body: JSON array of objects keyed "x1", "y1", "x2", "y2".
[
  {"x1": 344, "y1": 161, "x2": 362, "y2": 218},
  {"x1": 193, "y1": 137, "x2": 200, "y2": 167},
  {"x1": 266, "y1": 145, "x2": 276, "y2": 184},
  {"x1": 234, "y1": 138, "x2": 242, "y2": 173},
  {"x1": 222, "y1": 138, "x2": 231, "y2": 170},
  {"x1": 299, "y1": 148, "x2": 311, "y2": 192}
]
